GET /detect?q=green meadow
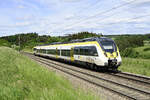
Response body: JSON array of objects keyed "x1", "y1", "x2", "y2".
[
  {"x1": 119, "y1": 57, "x2": 150, "y2": 76},
  {"x1": 0, "y1": 47, "x2": 99, "y2": 100},
  {"x1": 134, "y1": 45, "x2": 150, "y2": 59},
  {"x1": 119, "y1": 45, "x2": 150, "y2": 77}
]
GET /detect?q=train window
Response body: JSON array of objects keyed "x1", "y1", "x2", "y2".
[
  {"x1": 33, "y1": 48, "x2": 36, "y2": 51},
  {"x1": 80, "y1": 48, "x2": 84, "y2": 55},
  {"x1": 43, "y1": 49, "x2": 47, "y2": 54},
  {"x1": 74, "y1": 47, "x2": 80, "y2": 55},
  {"x1": 58, "y1": 50, "x2": 60, "y2": 55},
  {"x1": 41, "y1": 49, "x2": 44, "y2": 53},
  {"x1": 61, "y1": 50, "x2": 71, "y2": 57},
  {"x1": 89, "y1": 46, "x2": 98, "y2": 56},
  {"x1": 36, "y1": 49, "x2": 38, "y2": 53},
  {"x1": 47, "y1": 49, "x2": 56, "y2": 55},
  {"x1": 101, "y1": 41, "x2": 117, "y2": 53},
  {"x1": 74, "y1": 46, "x2": 98, "y2": 56},
  {"x1": 84, "y1": 48, "x2": 89, "y2": 55},
  {"x1": 41, "y1": 49, "x2": 45, "y2": 54},
  {"x1": 38, "y1": 49, "x2": 40, "y2": 53},
  {"x1": 40, "y1": 49, "x2": 42, "y2": 53},
  {"x1": 37, "y1": 49, "x2": 40, "y2": 53}
]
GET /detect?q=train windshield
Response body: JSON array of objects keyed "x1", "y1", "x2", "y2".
[{"x1": 100, "y1": 41, "x2": 117, "y2": 53}]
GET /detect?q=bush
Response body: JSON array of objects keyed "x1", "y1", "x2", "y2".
[
  {"x1": 121, "y1": 48, "x2": 139, "y2": 58},
  {"x1": 115, "y1": 36, "x2": 144, "y2": 58},
  {"x1": 0, "y1": 39, "x2": 11, "y2": 47},
  {"x1": 143, "y1": 47, "x2": 150, "y2": 51},
  {"x1": 115, "y1": 36, "x2": 144, "y2": 52}
]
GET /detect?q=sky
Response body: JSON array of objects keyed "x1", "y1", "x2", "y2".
[{"x1": 0, "y1": 0, "x2": 150, "y2": 36}]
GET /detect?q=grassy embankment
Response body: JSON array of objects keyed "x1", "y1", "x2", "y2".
[
  {"x1": 119, "y1": 58, "x2": 150, "y2": 76},
  {"x1": 134, "y1": 45, "x2": 150, "y2": 59},
  {"x1": 0, "y1": 47, "x2": 99, "y2": 100},
  {"x1": 119, "y1": 45, "x2": 150, "y2": 76},
  {"x1": 22, "y1": 47, "x2": 33, "y2": 53}
]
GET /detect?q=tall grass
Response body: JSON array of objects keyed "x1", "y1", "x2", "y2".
[
  {"x1": 119, "y1": 57, "x2": 150, "y2": 76},
  {"x1": 0, "y1": 47, "x2": 99, "y2": 100},
  {"x1": 134, "y1": 45, "x2": 150, "y2": 59}
]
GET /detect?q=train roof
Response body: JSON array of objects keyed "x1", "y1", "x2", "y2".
[{"x1": 37, "y1": 37, "x2": 112, "y2": 47}]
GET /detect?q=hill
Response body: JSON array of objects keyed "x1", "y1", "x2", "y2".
[{"x1": 0, "y1": 47, "x2": 98, "y2": 100}]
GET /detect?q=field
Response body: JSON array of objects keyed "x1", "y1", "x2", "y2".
[
  {"x1": 119, "y1": 45, "x2": 150, "y2": 77},
  {"x1": 134, "y1": 45, "x2": 150, "y2": 59},
  {"x1": 119, "y1": 57, "x2": 150, "y2": 76},
  {"x1": 22, "y1": 47, "x2": 33, "y2": 53},
  {"x1": 0, "y1": 47, "x2": 99, "y2": 100},
  {"x1": 117, "y1": 39, "x2": 150, "y2": 76}
]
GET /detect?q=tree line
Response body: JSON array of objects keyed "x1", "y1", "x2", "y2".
[{"x1": 0, "y1": 32, "x2": 102, "y2": 50}]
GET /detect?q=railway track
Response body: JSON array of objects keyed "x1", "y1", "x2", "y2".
[
  {"x1": 109, "y1": 72, "x2": 150, "y2": 87},
  {"x1": 114, "y1": 72, "x2": 150, "y2": 84},
  {"x1": 24, "y1": 52, "x2": 150, "y2": 100}
]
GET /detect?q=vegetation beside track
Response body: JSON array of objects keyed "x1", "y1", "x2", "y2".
[
  {"x1": 133, "y1": 45, "x2": 150, "y2": 59},
  {"x1": 0, "y1": 47, "x2": 99, "y2": 100},
  {"x1": 119, "y1": 57, "x2": 150, "y2": 76},
  {"x1": 119, "y1": 45, "x2": 150, "y2": 77}
]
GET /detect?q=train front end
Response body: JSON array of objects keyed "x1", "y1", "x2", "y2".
[{"x1": 98, "y1": 37, "x2": 122, "y2": 69}]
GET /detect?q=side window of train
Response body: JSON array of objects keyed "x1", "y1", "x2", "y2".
[
  {"x1": 33, "y1": 48, "x2": 36, "y2": 52},
  {"x1": 74, "y1": 47, "x2": 79, "y2": 55},
  {"x1": 44, "y1": 49, "x2": 46, "y2": 54},
  {"x1": 80, "y1": 47, "x2": 84, "y2": 55},
  {"x1": 58, "y1": 49, "x2": 60, "y2": 55},
  {"x1": 47, "y1": 49, "x2": 56, "y2": 55},
  {"x1": 74, "y1": 46, "x2": 98, "y2": 56},
  {"x1": 89, "y1": 46, "x2": 98, "y2": 56},
  {"x1": 61, "y1": 50, "x2": 71, "y2": 57}
]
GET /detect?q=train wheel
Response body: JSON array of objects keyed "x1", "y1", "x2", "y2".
[
  {"x1": 93, "y1": 65, "x2": 98, "y2": 71},
  {"x1": 86, "y1": 63, "x2": 94, "y2": 70},
  {"x1": 96, "y1": 66, "x2": 100, "y2": 71},
  {"x1": 114, "y1": 66, "x2": 119, "y2": 72}
]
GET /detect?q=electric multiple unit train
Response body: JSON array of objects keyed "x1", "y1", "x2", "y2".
[{"x1": 33, "y1": 37, "x2": 122, "y2": 70}]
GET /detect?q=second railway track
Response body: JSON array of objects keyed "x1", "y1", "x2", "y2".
[{"x1": 24, "y1": 52, "x2": 150, "y2": 100}]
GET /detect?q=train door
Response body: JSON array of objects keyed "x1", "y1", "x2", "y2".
[{"x1": 71, "y1": 47, "x2": 74, "y2": 61}]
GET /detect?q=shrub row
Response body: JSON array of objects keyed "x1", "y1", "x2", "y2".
[{"x1": 115, "y1": 36, "x2": 144, "y2": 58}]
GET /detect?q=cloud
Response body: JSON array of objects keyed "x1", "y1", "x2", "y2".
[
  {"x1": 122, "y1": 0, "x2": 150, "y2": 4},
  {"x1": 0, "y1": 0, "x2": 150, "y2": 36},
  {"x1": 61, "y1": 0, "x2": 83, "y2": 3}
]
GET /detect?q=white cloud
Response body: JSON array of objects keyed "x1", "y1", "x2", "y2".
[
  {"x1": 61, "y1": 0, "x2": 83, "y2": 3},
  {"x1": 122, "y1": 0, "x2": 150, "y2": 3},
  {"x1": 0, "y1": 0, "x2": 150, "y2": 36}
]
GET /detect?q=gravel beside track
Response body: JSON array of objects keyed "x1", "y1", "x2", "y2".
[{"x1": 23, "y1": 52, "x2": 150, "y2": 100}]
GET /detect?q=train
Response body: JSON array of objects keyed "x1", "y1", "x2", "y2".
[{"x1": 33, "y1": 37, "x2": 122, "y2": 70}]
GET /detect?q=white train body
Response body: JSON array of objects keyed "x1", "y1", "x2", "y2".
[{"x1": 34, "y1": 37, "x2": 122, "y2": 69}]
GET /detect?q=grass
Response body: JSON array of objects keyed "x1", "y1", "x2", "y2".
[
  {"x1": 119, "y1": 57, "x2": 150, "y2": 76},
  {"x1": 22, "y1": 47, "x2": 33, "y2": 53},
  {"x1": 133, "y1": 45, "x2": 150, "y2": 59},
  {"x1": 0, "y1": 47, "x2": 99, "y2": 100}
]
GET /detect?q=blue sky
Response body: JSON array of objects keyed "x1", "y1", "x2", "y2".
[{"x1": 0, "y1": 0, "x2": 150, "y2": 36}]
